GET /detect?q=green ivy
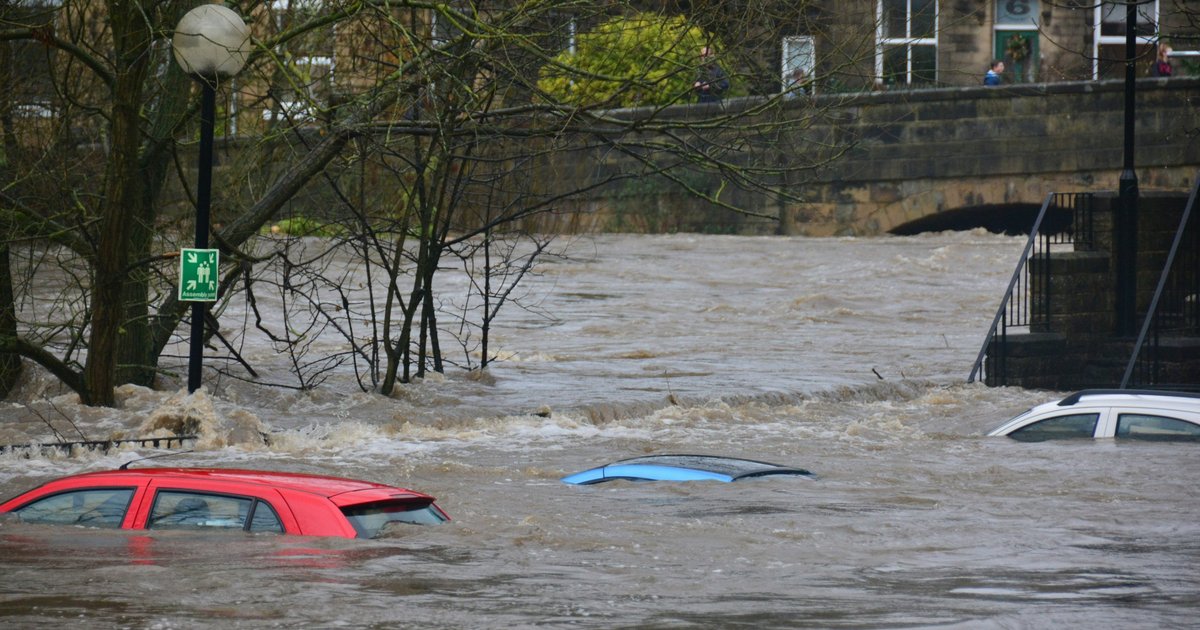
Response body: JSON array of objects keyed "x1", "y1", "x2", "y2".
[{"x1": 539, "y1": 13, "x2": 723, "y2": 108}]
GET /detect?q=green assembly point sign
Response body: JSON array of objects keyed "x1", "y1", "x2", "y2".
[{"x1": 179, "y1": 248, "x2": 219, "y2": 302}]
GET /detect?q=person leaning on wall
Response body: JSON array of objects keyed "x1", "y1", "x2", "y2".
[
  {"x1": 786, "y1": 67, "x2": 809, "y2": 98},
  {"x1": 983, "y1": 60, "x2": 1004, "y2": 86},
  {"x1": 1150, "y1": 44, "x2": 1172, "y2": 77},
  {"x1": 694, "y1": 46, "x2": 730, "y2": 103}
]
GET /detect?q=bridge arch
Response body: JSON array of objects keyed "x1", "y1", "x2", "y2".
[
  {"x1": 888, "y1": 203, "x2": 1064, "y2": 236},
  {"x1": 773, "y1": 79, "x2": 1198, "y2": 236}
]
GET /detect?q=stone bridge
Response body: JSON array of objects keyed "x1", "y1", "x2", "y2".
[{"x1": 546, "y1": 77, "x2": 1200, "y2": 236}]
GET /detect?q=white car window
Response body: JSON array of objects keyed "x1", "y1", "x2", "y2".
[
  {"x1": 1115, "y1": 414, "x2": 1200, "y2": 441},
  {"x1": 1008, "y1": 413, "x2": 1100, "y2": 441}
]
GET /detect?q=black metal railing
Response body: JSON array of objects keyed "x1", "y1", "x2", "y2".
[
  {"x1": 1121, "y1": 175, "x2": 1200, "y2": 389},
  {"x1": 968, "y1": 192, "x2": 1095, "y2": 385},
  {"x1": 0, "y1": 435, "x2": 196, "y2": 457}
]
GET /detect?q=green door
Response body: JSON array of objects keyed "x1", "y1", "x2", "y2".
[{"x1": 995, "y1": 31, "x2": 1039, "y2": 83}]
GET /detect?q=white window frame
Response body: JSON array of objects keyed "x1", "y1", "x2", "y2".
[
  {"x1": 263, "y1": 55, "x2": 333, "y2": 123},
  {"x1": 14, "y1": 102, "x2": 56, "y2": 119},
  {"x1": 271, "y1": 0, "x2": 325, "y2": 10},
  {"x1": 1092, "y1": 0, "x2": 1159, "y2": 79},
  {"x1": 781, "y1": 36, "x2": 815, "y2": 95},
  {"x1": 270, "y1": 0, "x2": 338, "y2": 85},
  {"x1": 876, "y1": 0, "x2": 939, "y2": 86},
  {"x1": 995, "y1": 0, "x2": 1039, "y2": 31},
  {"x1": 262, "y1": 100, "x2": 318, "y2": 122}
]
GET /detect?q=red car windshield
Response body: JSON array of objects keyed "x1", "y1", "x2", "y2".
[{"x1": 340, "y1": 499, "x2": 448, "y2": 538}]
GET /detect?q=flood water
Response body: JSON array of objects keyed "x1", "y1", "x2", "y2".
[{"x1": 1, "y1": 232, "x2": 1198, "y2": 628}]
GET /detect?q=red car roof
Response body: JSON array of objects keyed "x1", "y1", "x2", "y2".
[
  {"x1": 52, "y1": 467, "x2": 430, "y2": 501},
  {"x1": 1, "y1": 467, "x2": 447, "y2": 538}
]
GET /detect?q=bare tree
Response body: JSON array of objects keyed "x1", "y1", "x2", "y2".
[{"x1": 1, "y1": 0, "x2": 863, "y2": 405}]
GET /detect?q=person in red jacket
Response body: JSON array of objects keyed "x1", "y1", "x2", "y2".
[{"x1": 1150, "y1": 45, "x2": 1172, "y2": 77}]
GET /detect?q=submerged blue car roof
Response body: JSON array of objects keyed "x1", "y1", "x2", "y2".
[{"x1": 561, "y1": 454, "x2": 815, "y2": 485}]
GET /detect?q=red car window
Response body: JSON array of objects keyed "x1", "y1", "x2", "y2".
[
  {"x1": 248, "y1": 500, "x2": 284, "y2": 533},
  {"x1": 340, "y1": 499, "x2": 449, "y2": 538},
  {"x1": 148, "y1": 490, "x2": 283, "y2": 533},
  {"x1": 12, "y1": 488, "x2": 135, "y2": 529}
]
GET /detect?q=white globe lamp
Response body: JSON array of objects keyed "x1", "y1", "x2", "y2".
[{"x1": 172, "y1": 4, "x2": 251, "y2": 80}]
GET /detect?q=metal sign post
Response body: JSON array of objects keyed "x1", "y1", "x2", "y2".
[{"x1": 172, "y1": 5, "x2": 249, "y2": 393}]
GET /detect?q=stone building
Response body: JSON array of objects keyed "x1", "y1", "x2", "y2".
[
  {"x1": 4, "y1": 1, "x2": 1197, "y2": 131},
  {"x1": 251, "y1": 0, "x2": 1199, "y2": 118},
  {"x1": 794, "y1": 0, "x2": 1196, "y2": 93}
]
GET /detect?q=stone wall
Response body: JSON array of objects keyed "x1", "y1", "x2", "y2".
[{"x1": 541, "y1": 77, "x2": 1199, "y2": 236}]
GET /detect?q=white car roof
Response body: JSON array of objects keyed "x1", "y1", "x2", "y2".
[
  {"x1": 1056, "y1": 389, "x2": 1200, "y2": 404},
  {"x1": 990, "y1": 389, "x2": 1200, "y2": 437},
  {"x1": 1051, "y1": 389, "x2": 1200, "y2": 411}
]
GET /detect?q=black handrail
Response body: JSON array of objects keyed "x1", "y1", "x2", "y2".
[
  {"x1": 969, "y1": 192, "x2": 1094, "y2": 385},
  {"x1": 1121, "y1": 175, "x2": 1200, "y2": 388},
  {"x1": 969, "y1": 193, "x2": 1053, "y2": 384}
]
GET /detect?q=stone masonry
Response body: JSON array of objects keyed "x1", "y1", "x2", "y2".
[{"x1": 537, "y1": 77, "x2": 1199, "y2": 236}]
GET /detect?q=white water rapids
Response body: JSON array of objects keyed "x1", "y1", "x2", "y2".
[{"x1": 1, "y1": 231, "x2": 1197, "y2": 628}]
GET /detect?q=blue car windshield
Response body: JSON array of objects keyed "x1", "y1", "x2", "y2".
[
  {"x1": 562, "y1": 455, "x2": 814, "y2": 485},
  {"x1": 611, "y1": 455, "x2": 793, "y2": 477}
]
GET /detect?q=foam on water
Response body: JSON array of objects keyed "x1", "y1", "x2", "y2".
[{"x1": 2, "y1": 232, "x2": 1196, "y2": 628}]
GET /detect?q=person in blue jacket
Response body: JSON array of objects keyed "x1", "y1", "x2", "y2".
[{"x1": 984, "y1": 60, "x2": 1004, "y2": 86}]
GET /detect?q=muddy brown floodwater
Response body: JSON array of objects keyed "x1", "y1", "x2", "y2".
[{"x1": 1, "y1": 232, "x2": 1197, "y2": 628}]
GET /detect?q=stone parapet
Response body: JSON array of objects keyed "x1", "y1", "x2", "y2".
[{"x1": 538, "y1": 78, "x2": 1199, "y2": 236}]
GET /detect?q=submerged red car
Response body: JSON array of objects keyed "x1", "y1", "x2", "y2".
[{"x1": 0, "y1": 467, "x2": 448, "y2": 539}]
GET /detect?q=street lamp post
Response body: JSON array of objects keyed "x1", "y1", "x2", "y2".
[
  {"x1": 1115, "y1": 0, "x2": 1139, "y2": 337},
  {"x1": 172, "y1": 5, "x2": 251, "y2": 393}
]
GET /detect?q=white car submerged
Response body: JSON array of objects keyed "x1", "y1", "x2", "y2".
[{"x1": 988, "y1": 389, "x2": 1200, "y2": 442}]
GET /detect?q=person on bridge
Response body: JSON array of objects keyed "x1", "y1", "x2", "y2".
[
  {"x1": 694, "y1": 46, "x2": 730, "y2": 103},
  {"x1": 1150, "y1": 44, "x2": 1172, "y2": 77},
  {"x1": 786, "y1": 67, "x2": 810, "y2": 98},
  {"x1": 984, "y1": 60, "x2": 1004, "y2": 86}
]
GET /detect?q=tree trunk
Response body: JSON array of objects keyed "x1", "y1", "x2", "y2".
[
  {"x1": 84, "y1": 0, "x2": 153, "y2": 406},
  {"x1": 118, "y1": 37, "x2": 195, "y2": 388},
  {"x1": 0, "y1": 39, "x2": 23, "y2": 395},
  {"x1": 0, "y1": 244, "x2": 20, "y2": 397}
]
